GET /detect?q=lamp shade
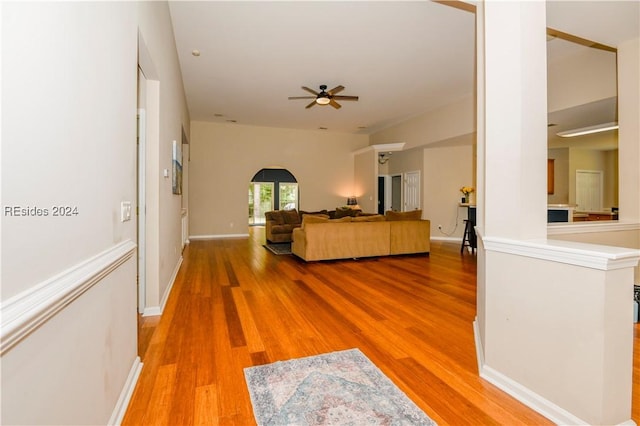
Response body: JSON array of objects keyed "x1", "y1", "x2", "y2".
[{"x1": 347, "y1": 196, "x2": 358, "y2": 206}]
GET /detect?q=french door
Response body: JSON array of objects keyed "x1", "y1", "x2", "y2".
[{"x1": 248, "y1": 182, "x2": 274, "y2": 225}]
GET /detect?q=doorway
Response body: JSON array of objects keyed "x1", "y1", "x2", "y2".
[
  {"x1": 576, "y1": 169, "x2": 603, "y2": 212},
  {"x1": 248, "y1": 168, "x2": 298, "y2": 225},
  {"x1": 391, "y1": 174, "x2": 402, "y2": 212},
  {"x1": 404, "y1": 171, "x2": 421, "y2": 211}
]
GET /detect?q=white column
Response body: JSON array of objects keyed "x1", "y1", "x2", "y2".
[
  {"x1": 475, "y1": 2, "x2": 639, "y2": 425},
  {"x1": 482, "y1": 1, "x2": 547, "y2": 240}
]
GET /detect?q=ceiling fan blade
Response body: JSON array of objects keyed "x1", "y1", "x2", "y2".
[
  {"x1": 328, "y1": 85, "x2": 344, "y2": 95},
  {"x1": 305, "y1": 100, "x2": 317, "y2": 109},
  {"x1": 288, "y1": 96, "x2": 316, "y2": 100},
  {"x1": 302, "y1": 86, "x2": 319, "y2": 96},
  {"x1": 333, "y1": 95, "x2": 359, "y2": 101},
  {"x1": 329, "y1": 99, "x2": 342, "y2": 109}
]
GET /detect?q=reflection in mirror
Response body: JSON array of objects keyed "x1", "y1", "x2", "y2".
[{"x1": 546, "y1": 34, "x2": 618, "y2": 223}]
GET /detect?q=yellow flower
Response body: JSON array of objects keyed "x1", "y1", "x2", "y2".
[{"x1": 460, "y1": 186, "x2": 474, "y2": 195}]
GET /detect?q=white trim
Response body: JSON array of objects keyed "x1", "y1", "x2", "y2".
[
  {"x1": 189, "y1": 233, "x2": 249, "y2": 240},
  {"x1": 479, "y1": 364, "x2": 589, "y2": 425},
  {"x1": 352, "y1": 142, "x2": 405, "y2": 156},
  {"x1": 430, "y1": 236, "x2": 462, "y2": 243},
  {"x1": 472, "y1": 317, "x2": 484, "y2": 374},
  {"x1": 548, "y1": 221, "x2": 640, "y2": 235},
  {"x1": 108, "y1": 356, "x2": 143, "y2": 426},
  {"x1": 474, "y1": 317, "x2": 591, "y2": 424},
  {"x1": 142, "y1": 256, "x2": 182, "y2": 317},
  {"x1": 483, "y1": 236, "x2": 640, "y2": 271},
  {"x1": 137, "y1": 107, "x2": 147, "y2": 315},
  {"x1": 0, "y1": 240, "x2": 137, "y2": 355},
  {"x1": 474, "y1": 319, "x2": 638, "y2": 425}
]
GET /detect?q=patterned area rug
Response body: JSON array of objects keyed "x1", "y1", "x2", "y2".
[
  {"x1": 263, "y1": 243, "x2": 292, "y2": 255},
  {"x1": 244, "y1": 348, "x2": 436, "y2": 425}
]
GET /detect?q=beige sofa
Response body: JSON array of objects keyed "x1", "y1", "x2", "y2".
[{"x1": 292, "y1": 213, "x2": 430, "y2": 261}]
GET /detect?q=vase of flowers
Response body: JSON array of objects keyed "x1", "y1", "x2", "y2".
[{"x1": 460, "y1": 186, "x2": 474, "y2": 203}]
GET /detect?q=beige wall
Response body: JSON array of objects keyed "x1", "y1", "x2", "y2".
[
  {"x1": 423, "y1": 144, "x2": 474, "y2": 239},
  {"x1": 353, "y1": 149, "x2": 377, "y2": 214},
  {"x1": 189, "y1": 121, "x2": 369, "y2": 237},
  {"x1": 1, "y1": 1, "x2": 189, "y2": 424},
  {"x1": 370, "y1": 95, "x2": 475, "y2": 150}
]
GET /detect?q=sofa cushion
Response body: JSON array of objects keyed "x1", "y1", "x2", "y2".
[
  {"x1": 352, "y1": 214, "x2": 386, "y2": 222},
  {"x1": 301, "y1": 214, "x2": 330, "y2": 228},
  {"x1": 385, "y1": 210, "x2": 422, "y2": 221},
  {"x1": 266, "y1": 210, "x2": 285, "y2": 225},
  {"x1": 270, "y1": 224, "x2": 299, "y2": 234},
  {"x1": 282, "y1": 209, "x2": 300, "y2": 224}
]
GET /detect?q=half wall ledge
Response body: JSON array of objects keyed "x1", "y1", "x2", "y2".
[{"x1": 476, "y1": 233, "x2": 640, "y2": 425}]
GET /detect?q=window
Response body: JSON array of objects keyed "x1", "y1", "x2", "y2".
[{"x1": 279, "y1": 183, "x2": 298, "y2": 210}]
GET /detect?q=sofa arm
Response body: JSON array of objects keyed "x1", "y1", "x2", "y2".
[
  {"x1": 390, "y1": 220, "x2": 430, "y2": 255},
  {"x1": 291, "y1": 228, "x2": 307, "y2": 259}
]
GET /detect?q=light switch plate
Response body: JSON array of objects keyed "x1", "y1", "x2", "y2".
[{"x1": 121, "y1": 201, "x2": 132, "y2": 222}]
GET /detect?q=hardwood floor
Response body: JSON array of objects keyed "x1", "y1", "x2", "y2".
[{"x1": 123, "y1": 227, "x2": 639, "y2": 425}]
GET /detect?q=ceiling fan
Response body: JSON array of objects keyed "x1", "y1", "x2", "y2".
[{"x1": 288, "y1": 85, "x2": 359, "y2": 109}]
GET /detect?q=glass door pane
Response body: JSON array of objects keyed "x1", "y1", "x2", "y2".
[
  {"x1": 279, "y1": 183, "x2": 298, "y2": 210},
  {"x1": 248, "y1": 182, "x2": 274, "y2": 225}
]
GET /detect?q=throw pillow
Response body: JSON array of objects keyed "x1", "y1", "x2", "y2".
[
  {"x1": 282, "y1": 209, "x2": 300, "y2": 224},
  {"x1": 267, "y1": 210, "x2": 285, "y2": 225},
  {"x1": 334, "y1": 207, "x2": 359, "y2": 218},
  {"x1": 385, "y1": 210, "x2": 423, "y2": 221}
]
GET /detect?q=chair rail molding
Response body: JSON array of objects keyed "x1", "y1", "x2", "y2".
[{"x1": 0, "y1": 240, "x2": 137, "y2": 355}]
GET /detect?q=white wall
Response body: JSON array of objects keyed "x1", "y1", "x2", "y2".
[
  {"x1": 1, "y1": 1, "x2": 189, "y2": 423},
  {"x1": 1, "y1": 2, "x2": 138, "y2": 424},
  {"x1": 189, "y1": 121, "x2": 369, "y2": 237},
  {"x1": 137, "y1": 1, "x2": 191, "y2": 314}
]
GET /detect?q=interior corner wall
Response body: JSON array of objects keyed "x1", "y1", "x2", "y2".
[
  {"x1": 353, "y1": 149, "x2": 377, "y2": 213},
  {"x1": 1, "y1": 2, "x2": 139, "y2": 424},
  {"x1": 137, "y1": 1, "x2": 191, "y2": 312},
  {"x1": 188, "y1": 121, "x2": 369, "y2": 237}
]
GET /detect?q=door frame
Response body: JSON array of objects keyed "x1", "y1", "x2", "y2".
[{"x1": 403, "y1": 170, "x2": 421, "y2": 211}]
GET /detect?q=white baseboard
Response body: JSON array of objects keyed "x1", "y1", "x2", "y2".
[
  {"x1": 108, "y1": 356, "x2": 142, "y2": 426},
  {"x1": 189, "y1": 233, "x2": 249, "y2": 240},
  {"x1": 474, "y1": 319, "x2": 592, "y2": 425},
  {"x1": 430, "y1": 236, "x2": 462, "y2": 243},
  {"x1": 142, "y1": 256, "x2": 182, "y2": 317}
]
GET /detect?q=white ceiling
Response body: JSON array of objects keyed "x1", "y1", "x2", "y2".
[{"x1": 168, "y1": 1, "x2": 639, "y2": 136}]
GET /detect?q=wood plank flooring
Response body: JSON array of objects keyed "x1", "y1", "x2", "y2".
[{"x1": 123, "y1": 227, "x2": 640, "y2": 425}]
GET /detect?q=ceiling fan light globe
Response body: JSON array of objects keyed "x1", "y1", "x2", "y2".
[{"x1": 316, "y1": 97, "x2": 331, "y2": 105}]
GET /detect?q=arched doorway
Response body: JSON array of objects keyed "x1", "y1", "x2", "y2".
[{"x1": 248, "y1": 168, "x2": 298, "y2": 225}]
